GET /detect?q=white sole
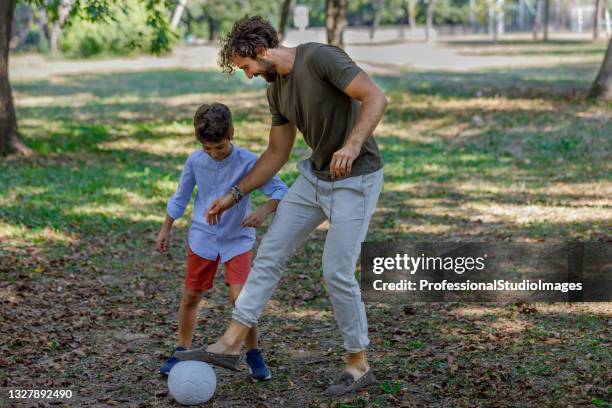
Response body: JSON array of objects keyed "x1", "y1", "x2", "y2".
[{"x1": 248, "y1": 366, "x2": 272, "y2": 381}]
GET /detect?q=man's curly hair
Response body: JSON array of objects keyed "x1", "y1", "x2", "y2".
[
  {"x1": 193, "y1": 103, "x2": 233, "y2": 143},
  {"x1": 218, "y1": 15, "x2": 279, "y2": 74}
]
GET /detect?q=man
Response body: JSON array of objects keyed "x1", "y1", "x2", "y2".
[{"x1": 177, "y1": 15, "x2": 388, "y2": 396}]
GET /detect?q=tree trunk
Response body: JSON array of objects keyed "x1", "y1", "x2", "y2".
[
  {"x1": 38, "y1": 7, "x2": 51, "y2": 51},
  {"x1": 50, "y1": 20, "x2": 61, "y2": 53},
  {"x1": 488, "y1": 0, "x2": 497, "y2": 41},
  {"x1": 543, "y1": 0, "x2": 550, "y2": 40},
  {"x1": 208, "y1": 17, "x2": 218, "y2": 42},
  {"x1": 369, "y1": 0, "x2": 384, "y2": 40},
  {"x1": 49, "y1": 0, "x2": 72, "y2": 54},
  {"x1": 496, "y1": 0, "x2": 505, "y2": 37},
  {"x1": 589, "y1": 38, "x2": 612, "y2": 100},
  {"x1": 325, "y1": 0, "x2": 348, "y2": 48},
  {"x1": 1, "y1": 0, "x2": 31, "y2": 156},
  {"x1": 408, "y1": 0, "x2": 417, "y2": 31},
  {"x1": 278, "y1": 0, "x2": 292, "y2": 41},
  {"x1": 425, "y1": 0, "x2": 435, "y2": 42},
  {"x1": 171, "y1": 0, "x2": 188, "y2": 29},
  {"x1": 10, "y1": 5, "x2": 34, "y2": 49},
  {"x1": 593, "y1": 0, "x2": 602, "y2": 39},
  {"x1": 470, "y1": 0, "x2": 478, "y2": 32},
  {"x1": 533, "y1": 0, "x2": 542, "y2": 39}
]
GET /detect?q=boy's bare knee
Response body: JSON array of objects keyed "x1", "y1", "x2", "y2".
[
  {"x1": 228, "y1": 284, "x2": 242, "y2": 306},
  {"x1": 182, "y1": 288, "x2": 204, "y2": 306}
]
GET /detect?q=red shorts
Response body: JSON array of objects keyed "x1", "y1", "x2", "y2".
[{"x1": 185, "y1": 247, "x2": 252, "y2": 291}]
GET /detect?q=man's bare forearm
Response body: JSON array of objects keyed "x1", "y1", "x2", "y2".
[
  {"x1": 345, "y1": 93, "x2": 388, "y2": 148},
  {"x1": 237, "y1": 148, "x2": 289, "y2": 195}
]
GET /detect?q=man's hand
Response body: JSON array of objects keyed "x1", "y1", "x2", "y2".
[
  {"x1": 330, "y1": 142, "x2": 361, "y2": 179},
  {"x1": 206, "y1": 193, "x2": 236, "y2": 225},
  {"x1": 156, "y1": 228, "x2": 171, "y2": 254}
]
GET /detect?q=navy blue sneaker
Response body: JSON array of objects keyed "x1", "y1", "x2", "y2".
[
  {"x1": 160, "y1": 346, "x2": 186, "y2": 376},
  {"x1": 245, "y1": 348, "x2": 272, "y2": 381}
]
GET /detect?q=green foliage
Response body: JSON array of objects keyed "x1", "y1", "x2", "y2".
[
  {"x1": 180, "y1": 0, "x2": 280, "y2": 40},
  {"x1": 433, "y1": 0, "x2": 471, "y2": 24},
  {"x1": 22, "y1": 0, "x2": 176, "y2": 57},
  {"x1": 57, "y1": 0, "x2": 174, "y2": 58},
  {"x1": 379, "y1": 380, "x2": 402, "y2": 395}
]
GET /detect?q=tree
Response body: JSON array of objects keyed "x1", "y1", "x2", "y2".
[
  {"x1": 171, "y1": 0, "x2": 188, "y2": 29},
  {"x1": 369, "y1": 0, "x2": 384, "y2": 39},
  {"x1": 278, "y1": 0, "x2": 292, "y2": 41},
  {"x1": 425, "y1": 0, "x2": 435, "y2": 42},
  {"x1": 593, "y1": 0, "x2": 602, "y2": 39},
  {"x1": 589, "y1": 38, "x2": 612, "y2": 100},
  {"x1": 10, "y1": 4, "x2": 35, "y2": 50},
  {"x1": 543, "y1": 0, "x2": 550, "y2": 40},
  {"x1": 407, "y1": 0, "x2": 417, "y2": 32},
  {"x1": 1, "y1": 1, "x2": 30, "y2": 156},
  {"x1": 0, "y1": 0, "x2": 174, "y2": 156},
  {"x1": 325, "y1": 0, "x2": 348, "y2": 48},
  {"x1": 49, "y1": 0, "x2": 73, "y2": 54},
  {"x1": 533, "y1": 0, "x2": 542, "y2": 39}
]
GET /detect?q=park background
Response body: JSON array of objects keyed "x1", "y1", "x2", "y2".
[{"x1": 1, "y1": 0, "x2": 611, "y2": 407}]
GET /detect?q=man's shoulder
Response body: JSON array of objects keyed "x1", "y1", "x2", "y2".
[{"x1": 299, "y1": 42, "x2": 327, "y2": 61}]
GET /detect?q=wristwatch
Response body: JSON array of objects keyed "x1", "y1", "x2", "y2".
[{"x1": 230, "y1": 185, "x2": 243, "y2": 203}]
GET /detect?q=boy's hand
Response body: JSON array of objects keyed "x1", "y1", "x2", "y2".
[
  {"x1": 156, "y1": 228, "x2": 171, "y2": 254},
  {"x1": 206, "y1": 193, "x2": 236, "y2": 225},
  {"x1": 241, "y1": 206, "x2": 269, "y2": 227}
]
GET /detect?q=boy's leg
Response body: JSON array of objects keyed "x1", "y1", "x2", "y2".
[
  {"x1": 177, "y1": 288, "x2": 205, "y2": 348},
  {"x1": 180, "y1": 248, "x2": 218, "y2": 347},
  {"x1": 161, "y1": 250, "x2": 216, "y2": 375}
]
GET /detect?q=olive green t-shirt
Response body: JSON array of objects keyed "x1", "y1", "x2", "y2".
[{"x1": 266, "y1": 42, "x2": 383, "y2": 181}]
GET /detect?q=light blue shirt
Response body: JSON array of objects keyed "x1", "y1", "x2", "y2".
[{"x1": 167, "y1": 144, "x2": 288, "y2": 263}]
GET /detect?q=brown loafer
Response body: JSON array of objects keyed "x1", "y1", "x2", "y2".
[
  {"x1": 175, "y1": 348, "x2": 241, "y2": 371},
  {"x1": 324, "y1": 368, "x2": 377, "y2": 397}
]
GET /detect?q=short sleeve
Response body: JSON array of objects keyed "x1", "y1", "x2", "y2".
[
  {"x1": 312, "y1": 45, "x2": 363, "y2": 91},
  {"x1": 266, "y1": 86, "x2": 289, "y2": 126}
]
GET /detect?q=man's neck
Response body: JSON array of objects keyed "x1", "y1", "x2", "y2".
[{"x1": 267, "y1": 46, "x2": 297, "y2": 76}]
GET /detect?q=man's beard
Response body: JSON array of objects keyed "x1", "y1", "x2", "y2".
[{"x1": 256, "y1": 57, "x2": 278, "y2": 82}]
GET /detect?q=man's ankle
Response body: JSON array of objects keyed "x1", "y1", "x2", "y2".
[
  {"x1": 347, "y1": 362, "x2": 369, "y2": 372},
  {"x1": 218, "y1": 337, "x2": 241, "y2": 353}
]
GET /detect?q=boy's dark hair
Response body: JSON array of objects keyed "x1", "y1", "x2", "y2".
[
  {"x1": 219, "y1": 15, "x2": 279, "y2": 75},
  {"x1": 193, "y1": 103, "x2": 233, "y2": 143}
]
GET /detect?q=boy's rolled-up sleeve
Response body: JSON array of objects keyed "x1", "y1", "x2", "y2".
[
  {"x1": 258, "y1": 174, "x2": 288, "y2": 201},
  {"x1": 166, "y1": 155, "x2": 196, "y2": 219}
]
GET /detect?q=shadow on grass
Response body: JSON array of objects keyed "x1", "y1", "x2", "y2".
[
  {"x1": 13, "y1": 69, "x2": 266, "y2": 99},
  {"x1": 374, "y1": 62, "x2": 603, "y2": 100}
]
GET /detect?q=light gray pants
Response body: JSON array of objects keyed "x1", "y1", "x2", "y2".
[{"x1": 233, "y1": 159, "x2": 384, "y2": 352}]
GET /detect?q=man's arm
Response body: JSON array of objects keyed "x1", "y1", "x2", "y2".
[
  {"x1": 206, "y1": 123, "x2": 296, "y2": 224},
  {"x1": 237, "y1": 122, "x2": 296, "y2": 195},
  {"x1": 329, "y1": 71, "x2": 388, "y2": 179}
]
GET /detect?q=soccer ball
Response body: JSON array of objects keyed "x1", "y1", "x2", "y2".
[{"x1": 168, "y1": 361, "x2": 216, "y2": 405}]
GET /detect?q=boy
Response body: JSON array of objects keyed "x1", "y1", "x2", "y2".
[{"x1": 155, "y1": 102, "x2": 287, "y2": 380}]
